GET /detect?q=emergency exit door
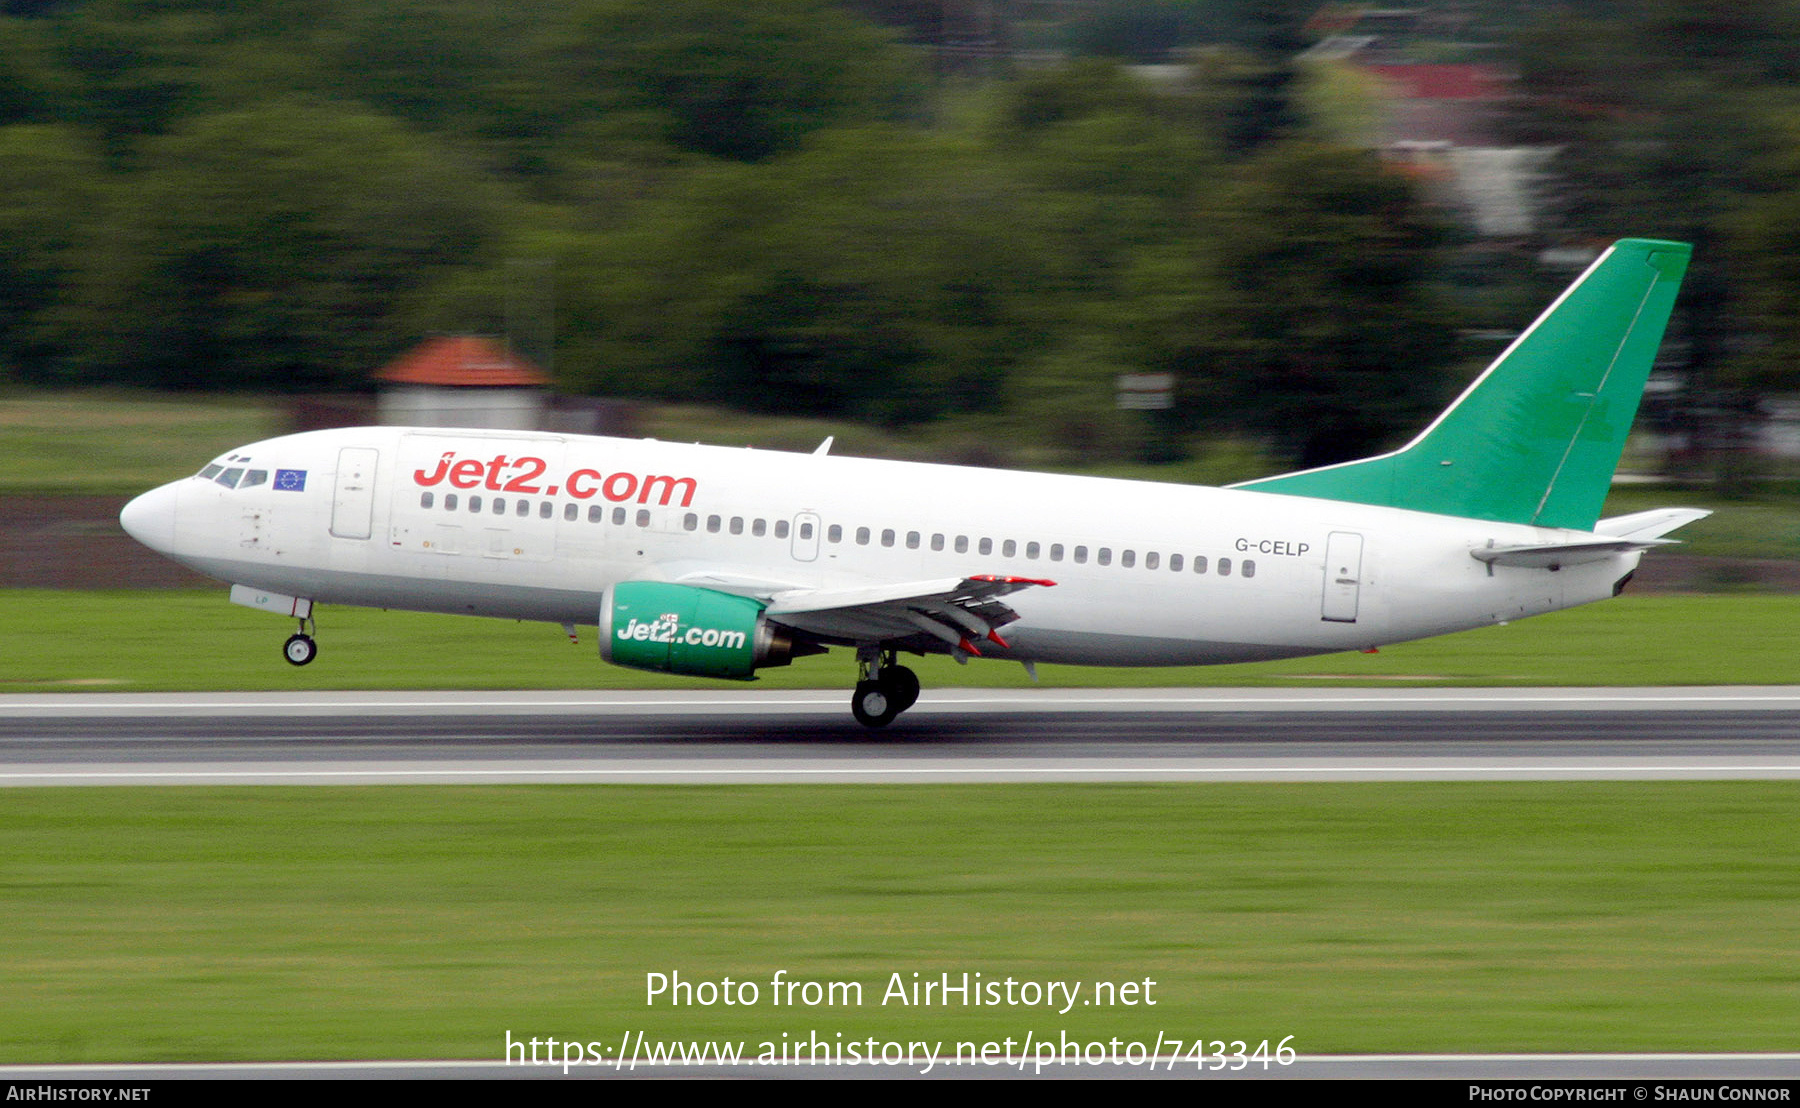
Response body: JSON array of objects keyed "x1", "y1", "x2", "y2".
[{"x1": 791, "y1": 512, "x2": 821, "y2": 562}]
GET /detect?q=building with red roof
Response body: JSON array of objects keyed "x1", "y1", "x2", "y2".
[{"x1": 374, "y1": 335, "x2": 550, "y2": 430}]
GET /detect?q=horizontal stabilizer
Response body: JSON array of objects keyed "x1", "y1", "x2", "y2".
[
  {"x1": 1471, "y1": 537, "x2": 1674, "y2": 570},
  {"x1": 1472, "y1": 508, "x2": 1707, "y2": 569},
  {"x1": 1593, "y1": 507, "x2": 1713, "y2": 541}
]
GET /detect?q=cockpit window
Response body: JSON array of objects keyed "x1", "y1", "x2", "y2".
[
  {"x1": 240, "y1": 469, "x2": 268, "y2": 489},
  {"x1": 216, "y1": 467, "x2": 245, "y2": 489},
  {"x1": 199, "y1": 464, "x2": 224, "y2": 480}
]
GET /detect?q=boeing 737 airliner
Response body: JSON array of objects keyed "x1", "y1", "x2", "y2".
[{"x1": 121, "y1": 239, "x2": 1703, "y2": 726}]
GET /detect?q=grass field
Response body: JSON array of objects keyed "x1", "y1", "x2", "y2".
[
  {"x1": 4, "y1": 590, "x2": 1798, "y2": 692},
  {"x1": 0, "y1": 393, "x2": 281, "y2": 496},
  {"x1": 3, "y1": 783, "x2": 1796, "y2": 1062}
]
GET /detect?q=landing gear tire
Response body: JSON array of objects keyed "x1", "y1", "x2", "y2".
[
  {"x1": 283, "y1": 633, "x2": 317, "y2": 667},
  {"x1": 851, "y1": 680, "x2": 899, "y2": 729},
  {"x1": 887, "y1": 665, "x2": 920, "y2": 713}
]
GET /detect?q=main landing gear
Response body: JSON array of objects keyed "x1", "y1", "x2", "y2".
[
  {"x1": 283, "y1": 615, "x2": 318, "y2": 666},
  {"x1": 851, "y1": 647, "x2": 920, "y2": 729}
]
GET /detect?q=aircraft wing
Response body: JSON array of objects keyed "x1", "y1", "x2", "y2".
[{"x1": 763, "y1": 575, "x2": 1056, "y2": 654}]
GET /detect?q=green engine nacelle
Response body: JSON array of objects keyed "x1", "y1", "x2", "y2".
[{"x1": 599, "y1": 582, "x2": 795, "y2": 680}]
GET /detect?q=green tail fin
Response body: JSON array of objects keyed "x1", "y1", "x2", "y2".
[{"x1": 1231, "y1": 239, "x2": 1691, "y2": 531}]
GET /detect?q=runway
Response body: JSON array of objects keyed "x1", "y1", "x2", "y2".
[{"x1": 4, "y1": 687, "x2": 1800, "y2": 784}]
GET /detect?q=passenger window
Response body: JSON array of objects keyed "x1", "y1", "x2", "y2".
[
  {"x1": 493, "y1": 497, "x2": 505, "y2": 515},
  {"x1": 753, "y1": 519, "x2": 766, "y2": 537},
  {"x1": 931, "y1": 533, "x2": 945, "y2": 552},
  {"x1": 1170, "y1": 553, "x2": 1183, "y2": 572},
  {"x1": 241, "y1": 470, "x2": 268, "y2": 489},
  {"x1": 1026, "y1": 542, "x2": 1040, "y2": 559},
  {"x1": 1243, "y1": 559, "x2": 1256, "y2": 578},
  {"x1": 978, "y1": 538, "x2": 993, "y2": 555},
  {"x1": 730, "y1": 517, "x2": 743, "y2": 535},
  {"x1": 513, "y1": 499, "x2": 526, "y2": 517},
  {"x1": 1074, "y1": 546, "x2": 1088, "y2": 564},
  {"x1": 1003, "y1": 540, "x2": 1016, "y2": 558},
  {"x1": 469, "y1": 495, "x2": 482, "y2": 513},
  {"x1": 1219, "y1": 557, "x2": 1232, "y2": 577},
  {"x1": 613, "y1": 507, "x2": 627, "y2": 525},
  {"x1": 707, "y1": 515, "x2": 721, "y2": 533},
  {"x1": 445, "y1": 494, "x2": 458, "y2": 511},
  {"x1": 1098, "y1": 548, "x2": 1112, "y2": 566},
  {"x1": 955, "y1": 535, "x2": 969, "y2": 554},
  {"x1": 560, "y1": 503, "x2": 574, "y2": 521},
  {"x1": 856, "y1": 526, "x2": 870, "y2": 545},
  {"x1": 881, "y1": 529, "x2": 895, "y2": 547},
  {"x1": 776, "y1": 520, "x2": 791, "y2": 539},
  {"x1": 635, "y1": 510, "x2": 650, "y2": 527},
  {"x1": 1145, "y1": 552, "x2": 1159, "y2": 570},
  {"x1": 1050, "y1": 544, "x2": 1064, "y2": 562},
  {"x1": 907, "y1": 531, "x2": 921, "y2": 549},
  {"x1": 800, "y1": 522, "x2": 814, "y2": 540},
  {"x1": 588, "y1": 505, "x2": 603, "y2": 523},
  {"x1": 828, "y1": 524, "x2": 842, "y2": 543},
  {"x1": 420, "y1": 492, "x2": 434, "y2": 509},
  {"x1": 684, "y1": 514, "x2": 698, "y2": 531},
  {"x1": 540, "y1": 501, "x2": 553, "y2": 519},
  {"x1": 1194, "y1": 556, "x2": 1208, "y2": 574}
]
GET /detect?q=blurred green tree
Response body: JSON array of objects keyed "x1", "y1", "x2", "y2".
[
  {"x1": 1129, "y1": 143, "x2": 1451, "y2": 468},
  {"x1": 553, "y1": 124, "x2": 1041, "y2": 424},
  {"x1": 546, "y1": 0, "x2": 923, "y2": 163},
  {"x1": 69, "y1": 99, "x2": 506, "y2": 391},
  {"x1": 0, "y1": 123, "x2": 105, "y2": 382},
  {"x1": 0, "y1": 15, "x2": 64, "y2": 125}
]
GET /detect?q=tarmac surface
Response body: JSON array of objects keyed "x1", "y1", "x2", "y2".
[{"x1": 4, "y1": 687, "x2": 1800, "y2": 784}]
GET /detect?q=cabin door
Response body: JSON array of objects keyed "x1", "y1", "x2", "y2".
[
  {"x1": 330, "y1": 447, "x2": 379, "y2": 540},
  {"x1": 1321, "y1": 531, "x2": 1364, "y2": 623}
]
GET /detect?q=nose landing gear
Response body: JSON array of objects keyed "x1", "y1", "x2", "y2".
[
  {"x1": 283, "y1": 615, "x2": 318, "y2": 666},
  {"x1": 851, "y1": 647, "x2": 920, "y2": 729}
]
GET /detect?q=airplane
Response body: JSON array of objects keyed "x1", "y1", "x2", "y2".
[{"x1": 120, "y1": 238, "x2": 1704, "y2": 727}]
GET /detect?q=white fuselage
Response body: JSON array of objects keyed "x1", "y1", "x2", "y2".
[{"x1": 121, "y1": 426, "x2": 1639, "y2": 667}]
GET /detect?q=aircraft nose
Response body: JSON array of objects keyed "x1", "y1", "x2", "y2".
[{"x1": 119, "y1": 481, "x2": 180, "y2": 554}]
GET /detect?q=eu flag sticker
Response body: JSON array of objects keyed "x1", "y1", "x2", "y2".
[{"x1": 274, "y1": 469, "x2": 307, "y2": 492}]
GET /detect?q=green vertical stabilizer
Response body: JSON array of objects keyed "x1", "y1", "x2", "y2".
[{"x1": 1231, "y1": 239, "x2": 1690, "y2": 531}]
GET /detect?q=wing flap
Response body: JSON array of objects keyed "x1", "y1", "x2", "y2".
[{"x1": 765, "y1": 575, "x2": 1055, "y2": 649}]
